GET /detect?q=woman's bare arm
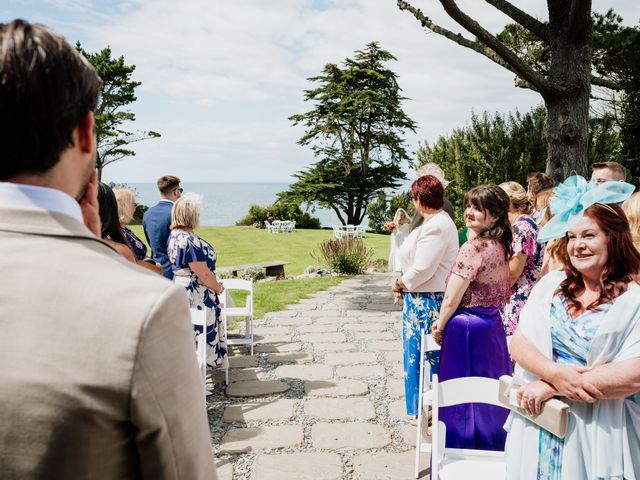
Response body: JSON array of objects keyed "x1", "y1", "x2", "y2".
[
  {"x1": 581, "y1": 358, "x2": 640, "y2": 399},
  {"x1": 189, "y1": 261, "x2": 224, "y2": 294},
  {"x1": 508, "y1": 252, "x2": 527, "y2": 286}
]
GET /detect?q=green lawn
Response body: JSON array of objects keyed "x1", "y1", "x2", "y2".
[
  {"x1": 129, "y1": 226, "x2": 390, "y2": 318},
  {"x1": 130, "y1": 225, "x2": 390, "y2": 275}
]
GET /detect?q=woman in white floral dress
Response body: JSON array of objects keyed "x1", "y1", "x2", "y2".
[{"x1": 168, "y1": 194, "x2": 227, "y2": 368}]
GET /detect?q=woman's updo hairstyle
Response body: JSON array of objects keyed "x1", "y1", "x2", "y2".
[
  {"x1": 464, "y1": 184, "x2": 513, "y2": 260},
  {"x1": 499, "y1": 181, "x2": 532, "y2": 214}
]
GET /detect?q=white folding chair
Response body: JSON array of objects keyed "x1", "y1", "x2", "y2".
[
  {"x1": 265, "y1": 220, "x2": 274, "y2": 233},
  {"x1": 190, "y1": 308, "x2": 228, "y2": 396},
  {"x1": 220, "y1": 279, "x2": 254, "y2": 355},
  {"x1": 415, "y1": 331, "x2": 441, "y2": 478},
  {"x1": 332, "y1": 226, "x2": 344, "y2": 239},
  {"x1": 430, "y1": 375, "x2": 507, "y2": 480}
]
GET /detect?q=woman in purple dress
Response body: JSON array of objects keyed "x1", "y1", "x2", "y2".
[{"x1": 432, "y1": 184, "x2": 513, "y2": 451}]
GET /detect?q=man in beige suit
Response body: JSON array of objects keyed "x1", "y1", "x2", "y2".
[{"x1": 0, "y1": 20, "x2": 217, "y2": 479}]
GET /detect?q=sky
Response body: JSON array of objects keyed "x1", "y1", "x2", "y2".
[{"x1": 2, "y1": 0, "x2": 638, "y2": 183}]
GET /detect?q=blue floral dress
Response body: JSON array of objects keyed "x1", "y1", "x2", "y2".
[
  {"x1": 167, "y1": 229, "x2": 227, "y2": 368},
  {"x1": 536, "y1": 295, "x2": 610, "y2": 480},
  {"x1": 122, "y1": 226, "x2": 147, "y2": 261},
  {"x1": 403, "y1": 291, "x2": 444, "y2": 416}
]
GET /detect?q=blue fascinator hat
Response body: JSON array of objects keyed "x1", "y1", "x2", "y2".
[{"x1": 538, "y1": 175, "x2": 636, "y2": 243}]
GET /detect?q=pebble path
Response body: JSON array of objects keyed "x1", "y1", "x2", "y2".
[{"x1": 207, "y1": 273, "x2": 430, "y2": 479}]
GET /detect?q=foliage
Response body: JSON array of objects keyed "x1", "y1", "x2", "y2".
[
  {"x1": 108, "y1": 181, "x2": 148, "y2": 224},
  {"x1": 314, "y1": 237, "x2": 373, "y2": 275},
  {"x1": 367, "y1": 190, "x2": 414, "y2": 233},
  {"x1": 77, "y1": 43, "x2": 160, "y2": 180},
  {"x1": 235, "y1": 200, "x2": 320, "y2": 229},
  {"x1": 242, "y1": 266, "x2": 267, "y2": 282},
  {"x1": 281, "y1": 42, "x2": 416, "y2": 225},
  {"x1": 417, "y1": 105, "x2": 621, "y2": 224},
  {"x1": 129, "y1": 225, "x2": 391, "y2": 276}
]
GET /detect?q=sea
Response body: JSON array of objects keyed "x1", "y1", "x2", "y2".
[{"x1": 126, "y1": 182, "x2": 352, "y2": 227}]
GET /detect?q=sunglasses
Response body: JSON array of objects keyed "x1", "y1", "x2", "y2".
[{"x1": 174, "y1": 187, "x2": 184, "y2": 194}]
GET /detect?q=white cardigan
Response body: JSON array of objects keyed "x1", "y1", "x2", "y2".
[{"x1": 399, "y1": 210, "x2": 459, "y2": 292}]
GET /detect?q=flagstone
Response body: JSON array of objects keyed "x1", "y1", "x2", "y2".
[
  {"x1": 251, "y1": 453, "x2": 343, "y2": 480},
  {"x1": 323, "y1": 352, "x2": 377, "y2": 366},
  {"x1": 342, "y1": 323, "x2": 388, "y2": 332},
  {"x1": 305, "y1": 397, "x2": 376, "y2": 420},
  {"x1": 228, "y1": 355, "x2": 258, "y2": 368},
  {"x1": 387, "y1": 377, "x2": 405, "y2": 397},
  {"x1": 299, "y1": 332, "x2": 346, "y2": 343},
  {"x1": 368, "y1": 341, "x2": 402, "y2": 352},
  {"x1": 269, "y1": 317, "x2": 313, "y2": 326},
  {"x1": 388, "y1": 399, "x2": 408, "y2": 419},
  {"x1": 225, "y1": 380, "x2": 290, "y2": 397},
  {"x1": 336, "y1": 364, "x2": 385, "y2": 378},
  {"x1": 219, "y1": 425, "x2": 303, "y2": 454},
  {"x1": 265, "y1": 352, "x2": 313, "y2": 364},
  {"x1": 312, "y1": 342, "x2": 358, "y2": 352},
  {"x1": 352, "y1": 451, "x2": 418, "y2": 479},
  {"x1": 296, "y1": 324, "x2": 338, "y2": 333},
  {"x1": 222, "y1": 399, "x2": 296, "y2": 423},
  {"x1": 311, "y1": 422, "x2": 391, "y2": 449},
  {"x1": 254, "y1": 342, "x2": 302, "y2": 353},
  {"x1": 275, "y1": 364, "x2": 333, "y2": 381},
  {"x1": 352, "y1": 331, "x2": 396, "y2": 340},
  {"x1": 254, "y1": 335, "x2": 292, "y2": 344},
  {"x1": 304, "y1": 379, "x2": 368, "y2": 396}
]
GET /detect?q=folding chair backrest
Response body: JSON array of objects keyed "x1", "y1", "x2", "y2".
[
  {"x1": 221, "y1": 278, "x2": 253, "y2": 313},
  {"x1": 434, "y1": 375, "x2": 503, "y2": 408},
  {"x1": 190, "y1": 308, "x2": 207, "y2": 388}
]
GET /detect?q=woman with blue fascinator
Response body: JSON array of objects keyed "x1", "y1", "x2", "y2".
[{"x1": 505, "y1": 175, "x2": 640, "y2": 480}]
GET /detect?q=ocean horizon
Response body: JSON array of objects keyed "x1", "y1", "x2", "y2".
[{"x1": 127, "y1": 182, "x2": 356, "y2": 228}]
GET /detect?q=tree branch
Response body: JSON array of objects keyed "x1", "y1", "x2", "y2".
[
  {"x1": 397, "y1": 0, "x2": 553, "y2": 94},
  {"x1": 590, "y1": 75, "x2": 623, "y2": 90},
  {"x1": 438, "y1": 0, "x2": 555, "y2": 94},
  {"x1": 567, "y1": 0, "x2": 592, "y2": 43},
  {"x1": 483, "y1": 0, "x2": 548, "y2": 41}
]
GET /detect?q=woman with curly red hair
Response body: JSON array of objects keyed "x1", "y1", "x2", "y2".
[{"x1": 506, "y1": 175, "x2": 640, "y2": 480}]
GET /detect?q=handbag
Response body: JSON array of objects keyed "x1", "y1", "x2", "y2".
[{"x1": 499, "y1": 375, "x2": 571, "y2": 438}]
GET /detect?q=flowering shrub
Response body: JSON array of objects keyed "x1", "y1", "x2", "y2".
[
  {"x1": 314, "y1": 237, "x2": 373, "y2": 275},
  {"x1": 383, "y1": 220, "x2": 396, "y2": 232},
  {"x1": 242, "y1": 265, "x2": 266, "y2": 282}
]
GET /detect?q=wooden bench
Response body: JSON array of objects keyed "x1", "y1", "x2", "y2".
[{"x1": 218, "y1": 261, "x2": 288, "y2": 278}]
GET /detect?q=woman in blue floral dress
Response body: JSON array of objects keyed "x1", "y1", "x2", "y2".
[
  {"x1": 499, "y1": 182, "x2": 544, "y2": 335},
  {"x1": 392, "y1": 175, "x2": 459, "y2": 418},
  {"x1": 167, "y1": 194, "x2": 227, "y2": 368}
]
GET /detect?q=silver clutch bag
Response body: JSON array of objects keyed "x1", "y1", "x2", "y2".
[{"x1": 499, "y1": 375, "x2": 570, "y2": 439}]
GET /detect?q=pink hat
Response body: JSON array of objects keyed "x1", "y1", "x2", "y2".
[{"x1": 416, "y1": 163, "x2": 451, "y2": 188}]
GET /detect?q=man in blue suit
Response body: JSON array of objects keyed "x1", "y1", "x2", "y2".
[{"x1": 143, "y1": 175, "x2": 182, "y2": 278}]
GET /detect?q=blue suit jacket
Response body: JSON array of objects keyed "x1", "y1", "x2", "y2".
[{"x1": 143, "y1": 200, "x2": 174, "y2": 279}]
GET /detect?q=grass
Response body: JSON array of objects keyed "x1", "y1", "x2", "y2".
[
  {"x1": 130, "y1": 225, "x2": 391, "y2": 275},
  {"x1": 129, "y1": 225, "x2": 390, "y2": 317}
]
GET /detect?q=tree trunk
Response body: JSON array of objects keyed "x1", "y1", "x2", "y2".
[
  {"x1": 544, "y1": 1, "x2": 592, "y2": 183},
  {"x1": 97, "y1": 164, "x2": 103, "y2": 182}
]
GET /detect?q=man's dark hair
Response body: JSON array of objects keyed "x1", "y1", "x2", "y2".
[
  {"x1": 526, "y1": 172, "x2": 555, "y2": 196},
  {"x1": 591, "y1": 161, "x2": 627, "y2": 181},
  {"x1": 0, "y1": 19, "x2": 101, "y2": 180},
  {"x1": 157, "y1": 176, "x2": 181, "y2": 196}
]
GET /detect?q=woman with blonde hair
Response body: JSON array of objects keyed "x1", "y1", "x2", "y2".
[
  {"x1": 623, "y1": 192, "x2": 640, "y2": 251},
  {"x1": 388, "y1": 208, "x2": 412, "y2": 272},
  {"x1": 168, "y1": 193, "x2": 227, "y2": 368},
  {"x1": 113, "y1": 187, "x2": 162, "y2": 274},
  {"x1": 499, "y1": 181, "x2": 544, "y2": 335}
]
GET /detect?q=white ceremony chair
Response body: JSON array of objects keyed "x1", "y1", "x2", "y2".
[
  {"x1": 415, "y1": 331, "x2": 441, "y2": 478},
  {"x1": 355, "y1": 225, "x2": 365, "y2": 238},
  {"x1": 220, "y1": 279, "x2": 255, "y2": 355},
  {"x1": 429, "y1": 375, "x2": 507, "y2": 480},
  {"x1": 344, "y1": 224, "x2": 356, "y2": 238},
  {"x1": 190, "y1": 308, "x2": 228, "y2": 396},
  {"x1": 332, "y1": 226, "x2": 344, "y2": 239},
  {"x1": 265, "y1": 220, "x2": 275, "y2": 233}
]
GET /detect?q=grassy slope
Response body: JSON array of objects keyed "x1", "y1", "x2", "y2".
[{"x1": 129, "y1": 226, "x2": 390, "y2": 318}]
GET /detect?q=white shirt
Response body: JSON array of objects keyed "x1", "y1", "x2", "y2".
[
  {"x1": 399, "y1": 210, "x2": 459, "y2": 292},
  {"x1": 0, "y1": 182, "x2": 82, "y2": 222}
]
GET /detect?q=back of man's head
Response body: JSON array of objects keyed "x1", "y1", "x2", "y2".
[
  {"x1": 526, "y1": 172, "x2": 555, "y2": 196},
  {"x1": 0, "y1": 19, "x2": 101, "y2": 181},
  {"x1": 157, "y1": 175, "x2": 181, "y2": 196}
]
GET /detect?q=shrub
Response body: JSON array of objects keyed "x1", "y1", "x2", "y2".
[
  {"x1": 314, "y1": 237, "x2": 373, "y2": 275},
  {"x1": 242, "y1": 265, "x2": 266, "y2": 282},
  {"x1": 236, "y1": 200, "x2": 321, "y2": 229}
]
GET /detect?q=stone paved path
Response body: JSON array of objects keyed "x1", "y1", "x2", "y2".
[{"x1": 208, "y1": 273, "x2": 430, "y2": 479}]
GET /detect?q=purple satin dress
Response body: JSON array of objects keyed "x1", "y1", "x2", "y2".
[{"x1": 439, "y1": 238, "x2": 512, "y2": 450}]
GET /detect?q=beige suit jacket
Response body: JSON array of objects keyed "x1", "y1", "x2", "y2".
[{"x1": 0, "y1": 207, "x2": 217, "y2": 480}]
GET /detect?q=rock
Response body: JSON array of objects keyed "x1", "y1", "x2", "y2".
[
  {"x1": 311, "y1": 422, "x2": 391, "y2": 449},
  {"x1": 305, "y1": 379, "x2": 369, "y2": 397},
  {"x1": 219, "y1": 425, "x2": 303, "y2": 454},
  {"x1": 251, "y1": 453, "x2": 342, "y2": 480},
  {"x1": 275, "y1": 364, "x2": 333, "y2": 381},
  {"x1": 352, "y1": 451, "x2": 418, "y2": 479},
  {"x1": 265, "y1": 352, "x2": 313, "y2": 364},
  {"x1": 222, "y1": 399, "x2": 296, "y2": 423},
  {"x1": 336, "y1": 365, "x2": 385, "y2": 378},
  {"x1": 323, "y1": 352, "x2": 378, "y2": 366},
  {"x1": 305, "y1": 397, "x2": 376, "y2": 420},
  {"x1": 225, "y1": 380, "x2": 290, "y2": 397}
]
